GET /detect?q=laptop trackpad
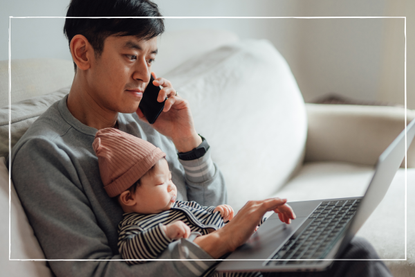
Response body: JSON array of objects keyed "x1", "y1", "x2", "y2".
[{"x1": 223, "y1": 216, "x2": 307, "y2": 260}]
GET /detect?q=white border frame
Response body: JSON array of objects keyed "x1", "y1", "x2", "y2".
[{"x1": 8, "y1": 16, "x2": 407, "y2": 263}]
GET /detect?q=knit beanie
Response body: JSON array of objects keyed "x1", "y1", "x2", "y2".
[{"x1": 92, "y1": 128, "x2": 166, "y2": 197}]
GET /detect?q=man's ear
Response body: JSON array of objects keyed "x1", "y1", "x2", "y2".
[
  {"x1": 119, "y1": 190, "x2": 137, "y2": 207},
  {"x1": 70, "y1": 34, "x2": 93, "y2": 71}
]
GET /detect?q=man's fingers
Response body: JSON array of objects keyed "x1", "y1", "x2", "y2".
[
  {"x1": 162, "y1": 97, "x2": 174, "y2": 112},
  {"x1": 157, "y1": 87, "x2": 176, "y2": 102},
  {"x1": 153, "y1": 77, "x2": 172, "y2": 88},
  {"x1": 160, "y1": 88, "x2": 182, "y2": 112},
  {"x1": 258, "y1": 198, "x2": 297, "y2": 225},
  {"x1": 282, "y1": 213, "x2": 292, "y2": 224},
  {"x1": 275, "y1": 203, "x2": 296, "y2": 220},
  {"x1": 260, "y1": 198, "x2": 288, "y2": 212},
  {"x1": 273, "y1": 203, "x2": 296, "y2": 224}
]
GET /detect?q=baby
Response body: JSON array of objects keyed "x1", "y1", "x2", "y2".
[{"x1": 93, "y1": 128, "x2": 292, "y2": 264}]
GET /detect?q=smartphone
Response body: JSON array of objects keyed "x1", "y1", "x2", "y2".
[{"x1": 139, "y1": 75, "x2": 166, "y2": 124}]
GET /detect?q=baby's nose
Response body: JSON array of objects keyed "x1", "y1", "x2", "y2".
[{"x1": 167, "y1": 183, "x2": 174, "y2": 192}]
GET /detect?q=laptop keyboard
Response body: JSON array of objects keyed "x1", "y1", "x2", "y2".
[{"x1": 265, "y1": 199, "x2": 361, "y2": 266}]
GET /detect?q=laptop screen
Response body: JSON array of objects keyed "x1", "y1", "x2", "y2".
[{"x1": 337, "y1": 119, "x2": 415, "y2": 257}]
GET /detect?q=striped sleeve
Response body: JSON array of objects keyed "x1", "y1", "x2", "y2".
[
  {"x1": 179, "y1": 148, "x2": 216, "y2": 183},
  {"x1": 118, "y1": 223, "x2": 172, "y2": 264},
  {"x1": 202, "y1": 205, "x2": 217, "y2": 213}
]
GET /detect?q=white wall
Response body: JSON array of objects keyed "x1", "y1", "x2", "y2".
[
  {"x1": 0, "y1": 0, "x2": 71, "y2": 60},
  {"x1": 379, "y1": 0, "x2": 414, "y2": 111},
  {"x1": 1, "y1": 0, "x2": 413, "y2": 108}
]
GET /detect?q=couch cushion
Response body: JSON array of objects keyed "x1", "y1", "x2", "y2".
[
  {"x1": 0, "y1": 157, "x2": 53, "y2": 276},
  {"x1": 0, "y1": 87, "x2": 69, "y2": 158},
  {"x1": 164, "y1": 40, "x2": 307, "y2": 211},
  {"x1": 0, "y1": 59, "x2": 74, "y2": 108}
]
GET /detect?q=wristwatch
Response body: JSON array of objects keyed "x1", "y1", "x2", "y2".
[{"x1": 178, "y1": 135, "x2": 210, "y2": 160}]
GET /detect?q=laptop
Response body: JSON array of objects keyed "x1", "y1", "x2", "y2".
[{"x1": 217, "y1": 118, "x2": 415, "y2": 273}]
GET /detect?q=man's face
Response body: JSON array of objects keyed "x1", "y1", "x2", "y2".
[{"x1": 87, "y1": 35, "x2": 158, "y2": 114}]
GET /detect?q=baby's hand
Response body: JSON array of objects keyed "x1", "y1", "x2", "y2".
[
  {"x1": 214, "y1": 204, "x2": 234, "y2": 222},
  {"x1": 163, "y1": 221, "x2": 191, "y2": 240}
]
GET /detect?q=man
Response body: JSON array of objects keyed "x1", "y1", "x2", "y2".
[
  {"x1": 11, "y1": 0, "x2": 293, "y2": 276},
  {"x1": 10, "y1": 1, "x2": 391, "y2": 277}
]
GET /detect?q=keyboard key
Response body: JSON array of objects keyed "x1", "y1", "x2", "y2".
[{"x1": 335, "y1": 201, "x2": 346, "y2": 206}]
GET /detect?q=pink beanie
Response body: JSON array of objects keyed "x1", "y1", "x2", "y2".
[{"x1": 92, "y1": 128, "x2": 165, "y2": 197}]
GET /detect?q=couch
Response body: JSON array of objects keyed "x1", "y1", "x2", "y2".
[{"x1": 1, "y1": 29, "x2": 414, "y2": 277}]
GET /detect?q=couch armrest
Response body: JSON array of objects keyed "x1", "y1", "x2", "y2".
[{"x1": 304, "y1": 103, "x2": 415, "y2": 167}]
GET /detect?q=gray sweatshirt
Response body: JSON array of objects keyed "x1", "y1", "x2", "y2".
[{"x1": 10, "y1": 95, "x2": 227, "y2": 277}]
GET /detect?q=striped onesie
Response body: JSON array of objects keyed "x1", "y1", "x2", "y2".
[{"x1": 118, "y1": 200, "x2": 226, "y2": 264}]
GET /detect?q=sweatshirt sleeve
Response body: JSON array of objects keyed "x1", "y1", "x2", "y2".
[
  {"x1": 118, "y1": 223, "x2": 172, "y2": 264},
  {"x1": 11, "y1": 137, "x2": 217, "y2": 277},
  {"x1": 179, "y1": 148, "x2": 227, "y2": 207}
]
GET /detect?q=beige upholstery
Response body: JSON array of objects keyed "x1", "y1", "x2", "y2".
[
  {"x1": 305, "y1": 104, "x2": 415, "y2": 167},
  {"x1": 0, "y1": 59, "x2": 74, "y2": 108}
]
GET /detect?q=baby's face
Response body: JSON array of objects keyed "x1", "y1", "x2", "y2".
[{"x1": 129, "y1": 158, "x2": 177, "y2": 214}]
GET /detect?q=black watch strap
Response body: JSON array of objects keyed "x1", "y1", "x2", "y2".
[{"x1": 178, "y1": 135, "x2": 210, "y2": 160}]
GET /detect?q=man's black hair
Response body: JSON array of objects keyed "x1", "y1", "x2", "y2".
[{"x1": 63, "y1": 0, "x2": 164, "y2": 68}]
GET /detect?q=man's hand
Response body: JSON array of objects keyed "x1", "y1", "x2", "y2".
[
  {"x1": 214, "y1": 204, "x2": 234, "y2": 222},
  {"x1": 193, "y1": 198, "x2": 296, "y2": 258},
  {"x1": 136, "y1": 73, "x2": 201, "y2": 152},
  {"x1": 163, "y1": 221, "x2": 191, "y2": 240}
]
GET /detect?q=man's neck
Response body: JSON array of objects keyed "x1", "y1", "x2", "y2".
[{"x1": 67, "y1": 76, "x2": 118, "y2": 130}]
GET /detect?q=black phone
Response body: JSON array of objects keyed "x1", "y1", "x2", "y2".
[{"x1": 139, "y1": 75, "x2": 166, "y2": 124}]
